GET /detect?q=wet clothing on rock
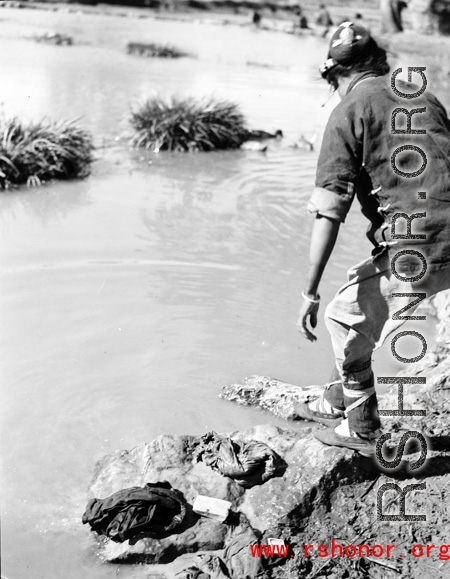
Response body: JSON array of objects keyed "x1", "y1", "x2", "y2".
[
  {"x1": 175, "y1": 566, "x2": 214, "y2": 579},
  {"x1": 82, "y1": 481, "x2": 186, "y2": 542},
  {"x1": 176, "y1": 567, "x2": 218, "y2": 579},
  {"x1": 223, "y1": 513, "x2": 266, "y2": 579},
  {"x1": 192, "y1": 432, "x2": 286, "y2": 488},
  {"x1": 175, "y1": 553, "x2": 230, "y2": 579}
]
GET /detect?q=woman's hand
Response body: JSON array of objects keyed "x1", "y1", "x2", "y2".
[{"x1": 297, "y1": 293, "x2": 320, "y2": 342}]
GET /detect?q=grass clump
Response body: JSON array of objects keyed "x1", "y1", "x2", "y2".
[
  {"x1": 0, "y1": 118, "x2": 94, "y2": 188},
  {"x1": 34, "y1": 32, "x2": 74, "y2": 46},
  {"x1": 130, "y1": 96, "x2": 248, "y2": 152},
  {"x1": 127, "y1": 42, "x2": 190, "y2": 58}
]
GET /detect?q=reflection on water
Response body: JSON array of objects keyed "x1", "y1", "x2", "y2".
[{"x1": 0, "y1": 7, "x2": 441, "y2": 579}]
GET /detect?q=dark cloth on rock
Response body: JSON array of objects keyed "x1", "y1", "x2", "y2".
[
  {"x1": 192, "y1": 432, "x2": 287, "y2": 488},
  {"x1": 175, "y1": 554, "x2": 230, "y2": 579},
  {"x1": 82, "y1": 481, "x2": 186, "y2": 542},
  {"x1": 175, "y1": 567, "x2": 210, "y2": 579},
  {"x1": 223, "y1": 513, "x2": 267, "y2": 579}
]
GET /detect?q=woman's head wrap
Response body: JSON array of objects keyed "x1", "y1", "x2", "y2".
[{"x1": 319, "y1": 21, "x2": 374, "y2": 78}]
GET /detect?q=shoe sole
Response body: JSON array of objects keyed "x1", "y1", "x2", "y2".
[{"x1": 314, "y1": 429, "x2": 375, "y2": 457}]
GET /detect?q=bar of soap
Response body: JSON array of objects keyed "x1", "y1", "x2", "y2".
[{"x1": 192, "y1": 495, "x2": 231, "y2": 522}]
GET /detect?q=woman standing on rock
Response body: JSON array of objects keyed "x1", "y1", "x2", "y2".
[{"x1": 295, "y1": 21, "x2": 450, "y2": 456}]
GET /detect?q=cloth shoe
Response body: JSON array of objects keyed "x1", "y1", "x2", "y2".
[
  {"x1": 314, "y1": 419, "x2": 380, "y2": 457},
  {"x1": 293, "y1": 395, "x2": 344, "y2": 427}
]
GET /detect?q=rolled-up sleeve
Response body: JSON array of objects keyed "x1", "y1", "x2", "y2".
[
  {"x1": 309, "y1": 100, "x2": 363, "y2": 223},
  {"x1": 308, "y1": 184, "x2": 354, "y2": 223}
]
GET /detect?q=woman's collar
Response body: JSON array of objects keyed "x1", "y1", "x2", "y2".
[{"x1": 346, "y1": 72, "x2": 381, "y2": 95}]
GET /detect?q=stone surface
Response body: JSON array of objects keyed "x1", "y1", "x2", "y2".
[
  {"x1": 396, "y1": 290, "x2": 450, "y2": 392},
  {"x1": 85, "y1": 424, "x2": 374, "y2": 565},
  {"x1": 85, "y1": 292, "x2": 450, "y2": 576},
  {"x1": 219, "y1": 375, "x2": 324, "y2": 420},
  {"x1": 229, "y1": 425, "x2": 375, "y2": 531},
  {"x1": 89, "y1": 434, "x2": 243, "y2": 504},
  {"x1": 431, "y1": 289, "x2": 450, "y2": 344},
  {"x1": 87, "y1": 433, "x2": 244, "y2": 563}
]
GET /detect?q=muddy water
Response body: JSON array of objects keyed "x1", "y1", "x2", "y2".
[{"x1": 0, "y1": 7, "x2": 439, "y2": 579}]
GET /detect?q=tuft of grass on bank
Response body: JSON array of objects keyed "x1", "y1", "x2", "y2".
[
  {"x1": 130, "y1": 96, "x2": 249, "y2": 152},
  {"x1": 127, "y1": 42, "x2": 190, "y2": 58},
  {"x1": 34, "y1": 32, "x2": 74, "y2": 46},
  {"x1": 0, "y1": 118, "x2": 94, "y2": 188}
]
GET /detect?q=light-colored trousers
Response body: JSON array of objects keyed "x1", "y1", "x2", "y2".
[{"x1": 323, "y1": 250, "x2": 450, "y2": 433}]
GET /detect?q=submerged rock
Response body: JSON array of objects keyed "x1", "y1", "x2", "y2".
[{"x1": 219, "y1": 375, "x2": 324, "y2": 420}]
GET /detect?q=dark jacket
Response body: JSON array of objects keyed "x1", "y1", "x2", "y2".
[
  {"x1": 309, "y1": 74, "x2": 450, "y2": 270},
  {"x1": 82, "y1": 481, "x2": 186, "y2": 542}
]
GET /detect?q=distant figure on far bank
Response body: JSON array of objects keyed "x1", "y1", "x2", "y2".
[
  {"x1": 252, "y1": 11, "x2": 262, "y2": 27},
  {"x1": 380, "y1": 0, "x2": 408, "y2": 32},
  {"x1": 293, "y1": 5, "x2": 310, "y2": 30},
  {"x1": 315, "y1": 3, "x2": 333, "y2": 37},
  {"x1": 354, "y1": 12, "x2": 371, "y2": 31},
  {"x1": 392, "y1": 0, "x2": 408, "y2": 30}
]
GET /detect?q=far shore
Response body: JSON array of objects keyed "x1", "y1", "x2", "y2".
[{"x1": 2, "y1": 0, "x2": 449, "y2": 107}]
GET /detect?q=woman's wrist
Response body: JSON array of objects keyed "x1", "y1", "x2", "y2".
[{"x1": 302, "y1": 290, "x2": 321, "y2": 304}]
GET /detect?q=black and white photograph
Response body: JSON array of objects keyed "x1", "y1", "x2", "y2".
[{"x1": 1, "y1": 0, "x2": 450, "y2": 577}]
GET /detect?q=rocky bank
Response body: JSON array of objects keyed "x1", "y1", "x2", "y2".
[{"x1": 84, "y1": 292, "x2": 450, "y2": 578}]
